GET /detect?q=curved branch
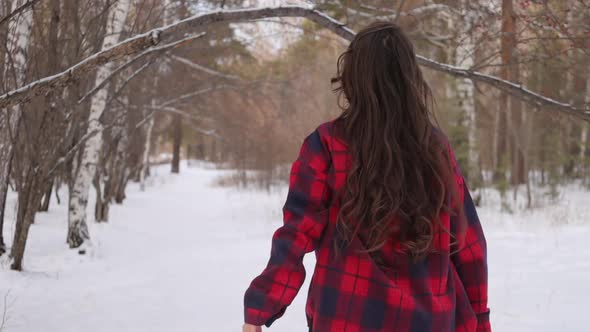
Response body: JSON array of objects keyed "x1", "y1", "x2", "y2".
[
  {"x1": 0, "y1": 5, "x2": 588, "y2": 120},
  {"x1": 0, "y1": 0, "x2": 42, "y2": 27}
]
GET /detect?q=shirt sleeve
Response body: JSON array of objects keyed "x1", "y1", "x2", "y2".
[
  {"x1": 244, "y1": 129, "x2": 332, "y2": 327},
  {"x1": 448, "y1": 148, "x2": 491, "y2": 332}
]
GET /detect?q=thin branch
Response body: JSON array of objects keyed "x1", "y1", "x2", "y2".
[
  {"x1": 349, "y1": 3, "x2": 456, "y2": 21},
  {"x1": 187, "y1": 123, "x2": 221, "y2": 139},
  {"x1": 131, "y1": 107, "x2": 221, "y2": 139},
  {"x1": 78, "y1": 33, "x2": 206, "y2": 104},
  {"x1": 170, "y1": 55, "x2": 242, "y2": 81},
  {"x1": 0, "y1": 5, "x2": 588, "y2": 120},
  {"x1": 107, "y1": 60, "x2": 154, "y2": 105},
  {"x1": 150, "y1": 105, "x2": 201, "y2": 120},
  {"x1": 0, "y1": 0, "x2": 42, "y2": 27},
  {"x1": 48, "y1": 109, "x2": 150, "y2": 177},
  {"x1": 159, "y1": 85, "x2": 238, "y2": 108}
]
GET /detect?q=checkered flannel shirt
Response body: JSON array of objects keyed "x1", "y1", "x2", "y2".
[{"x1": 244, "y1": 120, "x2": 491, "y2": 332}]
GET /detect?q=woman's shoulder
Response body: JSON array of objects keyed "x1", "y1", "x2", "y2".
[
  {"x1": 314, "y1": 118, "x2": 336, "y2": 137},
  {"x1": 313, "y1": 118, "x2": 347, "y2": 153}
]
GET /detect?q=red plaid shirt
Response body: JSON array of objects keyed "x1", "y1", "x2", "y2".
[{"x1": 244, "y1": 120, "x2": 491, "y2": 332}]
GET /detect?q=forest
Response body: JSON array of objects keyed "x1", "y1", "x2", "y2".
[{"x1": 0, "y1": 0, "x2": 589, "y2": 331}]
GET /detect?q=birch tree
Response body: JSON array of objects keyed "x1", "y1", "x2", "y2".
[
  {"x1": 454, "y1": 0, "x2": 480, "y2": 182},
  {"x1": 569, "y1": 1, "x2": 589, "y2": 173},
  {"x1": 0, "y1": 0, "x2": 34, "y2": 256},
  {"x1": 67, "y1": 0, "x2": 131, "y2": 249}
]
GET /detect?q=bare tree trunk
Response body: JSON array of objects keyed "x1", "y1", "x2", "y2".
[
  {"x1": 93, "y1": 2, "x2": 136, "y2": 222},
  {"x1": 0, "y1": 0, "x2": 33, "y2": 257},
  {"x1": 0, "y1": 170, "x2": 9, "y2": 255},
  {"x1": 114, "y1": 131, "x2": 129, "y2": 203},
  {"x1": 140, "y1": 111, "x2": 155, "y2": 191},
  {"x1": 524, "y1": 111, "x2": 533, "y2": 208},
  {"x1": 111, "y1": 101, "x2": 130, "y2": 204},
  {"x1": 493, "y1": 91, "x2": 507, "y2": 180},
  {"x1": 498, "y1": 0, "x2": 525, "y2": 186},
  {"x1": 581, "y1": 83, "x2": 590, "y2": 178},
  {"x1": 493, "y1": 0, "x2": 510, "y2": 180},
  {"x1": 0, "y1": 0, "x2": 7, "y2": 85},
  {"x1": 10, "y1": 167, "x2": 44, "y2": 270},
  {"x1": 581, "y1": 126, "x2": 588, "y2": 158},
  {"x1": 510, "y1": 82, "x2": 525, "y2": 185},
  {"x1": 93, "y1": 172, "x2": 109, "y2": 222},
  {"x1": 455, "y1": 0, "x2": 479, "y2": 183},
  {"x1": 571, "y1": 3, "x2": 589, "y2": 177},
  {"x1": 171, "y1": 113, "x2": 182, "y2": 174},
  {"x1": 38, "y1": 179, "x2": 53, "y2": 212},
  {"x1": 165, "y1": 0, "x2": 182, "y2": 175},
  {"x1": 67, "y1": 0, "x2": 130, "y2": 249},
  {"x1": 37, "y1": 0, "x2": 60, "y2": 214}
]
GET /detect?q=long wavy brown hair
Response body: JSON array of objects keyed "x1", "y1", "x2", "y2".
[{"x1": 331, "y1": 22, "x2": 460, "y2": 260}]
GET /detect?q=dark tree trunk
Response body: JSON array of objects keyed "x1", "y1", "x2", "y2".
[
  {"x1": 11, "y1": 168, "x2": 43, "y2": 271},
  {"x1": 499, "y1": 0, "x2": 525, "y2": 185},
  {"x1": 0, "y1": 0, "x2": 9, "y2": 255},
  {"x1": 38, "y1": 0, "x2": 60, "y2": 214},
  {"x1": 171, "y1": 113, "x2": 182, "y2": 173},
  {"x1": 38, "y1": 179, "x2": 53, "y2": 212},
  {"x1": 115, "y1": 169, "x2": 128, "y2": 203},
  {"x1": 93, "y1": 174, "x2": 108, "y2": 222},
  {"x1": 0, "y1": 173, "x2": 8, "y2": 256}
]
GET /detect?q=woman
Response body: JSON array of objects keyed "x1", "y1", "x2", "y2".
[{"x1": 243, "y1": 21, "x2": 490, "y2": 332}]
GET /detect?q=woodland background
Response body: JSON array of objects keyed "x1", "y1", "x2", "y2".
[
  {"x1": 0, "y1": 0, "x2": 589, "y2": 273},
  {"x1": 0, "y1": 1, "x2": 589, "y2": 331}
]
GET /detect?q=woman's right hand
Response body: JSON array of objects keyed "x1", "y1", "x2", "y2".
[{"x1": 242, "y1": 323, "x2": 262, "y2": 332}]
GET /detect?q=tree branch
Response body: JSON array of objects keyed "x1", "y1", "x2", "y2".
[
  {"x1": 170, "y1": 55, "x2": 242, "y2": 81},
  {"x1": 0, "y1": 5, "x2": 588, "y2": 120},
  {"x1": 0, "y1": 0, "x2": 42, "y2": 27},
  {"x1": 78, "y1": 32, "x2": 206, "y2": 104}
]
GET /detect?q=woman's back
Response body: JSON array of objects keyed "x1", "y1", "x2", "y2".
[{"x1": 243, "y1": 22, "x2": 490, "y2": 332}]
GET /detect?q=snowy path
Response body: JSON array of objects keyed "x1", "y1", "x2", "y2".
[{"x1": 1, "y1": 163, "x2": 589, "y2": 331}]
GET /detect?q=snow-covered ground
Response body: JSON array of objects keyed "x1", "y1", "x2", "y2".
[{"x1": 1, "y1": 162, "x2": 589, "y2": 331}]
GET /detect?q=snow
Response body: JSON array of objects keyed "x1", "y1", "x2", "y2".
[{"x1": 1, "y1": 162, "x2": 589, "y2": 331}]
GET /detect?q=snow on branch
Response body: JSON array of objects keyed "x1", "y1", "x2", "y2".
[
  {"x1": 0, "y1": 5, "x2": 588, "y2": 120},
  {"x1": 349, "y1": 3, "x2": 456, "y2": 20},
  {"x1": 0, "y1": 33, "x2": 162, "y2": 109},
  {"x1": 78, "y1": 33, "x2": 206, "y2": 104},
  {"x1": 0, "y1": 6, "x2": 352, "y2": 110},
  {"x1": 418, "y1": 57, "x2": 590, "y2": 119}
]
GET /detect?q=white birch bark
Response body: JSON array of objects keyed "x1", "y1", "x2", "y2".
[
  {"x1": 572, "y1": 0, "x2": 589, "y2": 164},
  {"x1": 455, "y1": 1, "x2": 479, "y2": 177},
  {"x1": 139, "y1": 110, "x2": 154, "y2": 192},
  {"x1": 67, "y1": 0, "x2": 131, "y2": 248},
  {"x1": 0, "y1": 0, "x2": 33, "y2": 224}
]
